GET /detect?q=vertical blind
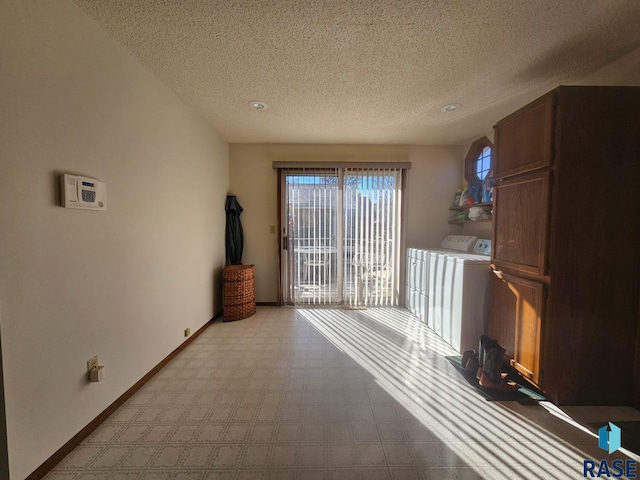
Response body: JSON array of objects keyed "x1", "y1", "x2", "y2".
[
  {"x1": 281, "y1": 165, "x2": 404, "y2": 307},
  {"x1": 343, "y1": 167, "x2": 402, "y2": 307}
]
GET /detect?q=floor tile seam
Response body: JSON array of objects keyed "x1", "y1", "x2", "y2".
[
  {"x1": 113, "y1": 443, "x2": 197, "y2": 470},
  {"x1": 55, "y1": 450, "x2": 145, "y2": 472}
]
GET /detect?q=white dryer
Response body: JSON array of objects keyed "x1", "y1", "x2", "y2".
[{"x1": 406, "y1": 235, "x2": 491, "y2": 353}]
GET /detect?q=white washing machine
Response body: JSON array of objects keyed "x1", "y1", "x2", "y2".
[{"x1": 406, "y1": 235, "x2": 491, "y2": 353}]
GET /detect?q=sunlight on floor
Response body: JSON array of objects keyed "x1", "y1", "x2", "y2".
[{"x1": 298, "y1": 307, "x2": 640, "y2": 479}]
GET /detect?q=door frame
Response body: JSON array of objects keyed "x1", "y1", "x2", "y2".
[
  {"x1": 279, "y1": 168, "x2": 342, "y2": 306},
  {"x1": 275, "y1": 162, "x2": 410, "y2": 307}
]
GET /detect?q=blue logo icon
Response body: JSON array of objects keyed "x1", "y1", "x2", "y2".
[{"x1": 598, "y1": 422, "x2": 622, "y2": 454}]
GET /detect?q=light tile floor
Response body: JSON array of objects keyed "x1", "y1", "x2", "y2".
[{"x1": 45, "y1": 307, "x2": 640, "y2": 479}]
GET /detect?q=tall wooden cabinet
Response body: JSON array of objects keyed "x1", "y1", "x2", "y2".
[{"x1": 489, "y1": 86, "x2": 640, "y2": 406}]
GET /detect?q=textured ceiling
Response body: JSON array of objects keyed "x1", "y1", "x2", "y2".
[{"x1": 74, "y1": 0, "x2": 640, "y2": 145}]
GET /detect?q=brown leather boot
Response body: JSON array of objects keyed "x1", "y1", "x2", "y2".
[
  {"x1": 479, "y1": 341, "x2": 519, "y2": 393},
  {"x1": 461, "y1": 350, "x2": 475, "y2": 368},
  {"x1": 465, "y1": 357, "x2": 478, "y2": 375},
  {"x1": 476, "y1": 335, "x2": 491, "y2": 379}
]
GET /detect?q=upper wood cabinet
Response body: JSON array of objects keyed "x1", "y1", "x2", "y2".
[
  {"x1": 494, "y1": 92, "x2": 555, "y2": 179},
  {"x1": 492, "y1": 170, "x2": 550, "y2": 276}
]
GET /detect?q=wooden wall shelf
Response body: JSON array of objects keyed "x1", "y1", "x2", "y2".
[
  {"x1": 448, "y1": 202, "x2": 493, "y2": 225},
  {"x1": 449, "y1": 202, "x2": 493, "y2": 211},
  {"x1": 448, "y1": 219, "x2": 492, "y2": 225}
]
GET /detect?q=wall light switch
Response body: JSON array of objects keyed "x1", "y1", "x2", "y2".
[{"x1": 270, "y1": 225, "x2": 276, "y2": 234}]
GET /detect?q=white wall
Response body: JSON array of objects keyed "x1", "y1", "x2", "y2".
[
  {"x1": 0, "y1": 1, "x2": 229, "y2": 478},
  {"x1": 229, "y1": 144, "x2": 464, "y2": 303}
]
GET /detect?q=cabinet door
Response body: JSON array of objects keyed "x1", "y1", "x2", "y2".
[
  {"x1": 494, "y1": 91, "x2": 555, "y2": 178},
  {"x1": 492, "y1": 170, "x2": 550, "y2": 276},
  {"x1": 489, "y1": 271, "x2": 544, "y2": 385}
]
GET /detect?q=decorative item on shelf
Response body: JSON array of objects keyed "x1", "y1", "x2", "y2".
[
  {"x1": 482, "y1": 178, "x2": 494, "y2": 203},
  {"x1": 467, "y1": 182, "x2": 483, "y2": 204},
  {"x1": 468, "y1": 206, "x2": 491, "y2": 221},
  {"x1": 459, "y1": 183, "x2": 483, "y2": 206},
  {"x1": 449, "y1": 184, "x2": 493, "y2": 224},
  {"x1": 459, "y1": 187, "x2": 469, "y2": 206},
  {"x1": 453, "y1": 188, "x2": 463, "y2": 207}
]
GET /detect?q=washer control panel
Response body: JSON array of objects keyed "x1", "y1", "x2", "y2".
[
  {"x1": 440, "y1": 235, "x2": 478, "y2": 252},
  {"x1": 472, "y1": 239, "x2": 492, "y2": 256}
]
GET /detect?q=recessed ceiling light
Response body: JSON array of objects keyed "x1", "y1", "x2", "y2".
[
  {"x1": 249, "y1": 101, "x2": 268, "y2": 110},
  {"x1": 441, "y1": 103, "x2": 462, "y2": 113}
]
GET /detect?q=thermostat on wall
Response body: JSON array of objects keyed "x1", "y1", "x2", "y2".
[{"x1": 61, "y1": 174, "x2": 107, "y2": 210}]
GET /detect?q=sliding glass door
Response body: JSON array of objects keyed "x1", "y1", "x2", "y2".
[
  {"x1": 282, "y1": 169, "x2": 341, "y2": 305},
  {"x1": 281, "y1": 167, "x2": 402, "y2": 307}
]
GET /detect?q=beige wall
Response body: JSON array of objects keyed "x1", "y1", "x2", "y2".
[
  {"x1": 0, "y1": 1, "x2": 228, "y2": 478},
  {"x1": 229, "y1": 144, "x2": 465, "y2": 303}
]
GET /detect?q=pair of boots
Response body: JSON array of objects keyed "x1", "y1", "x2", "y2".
[{"x1": 461, "y1": 335, "x2": 518, "y2": 393}]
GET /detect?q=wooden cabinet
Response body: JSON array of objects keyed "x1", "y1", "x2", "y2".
[
  {"x1": 492, "y1": 171, "x2": 550, "y2": 276},
  {"x1": 488, "y1": 272, "x2": 544, "y2": 386},
  {"x1": 494, "y1": 92, "x2": 555, "y2": 178},
  {"x1": 490, "y1": 86, "x2": 640, "y2": 406}
]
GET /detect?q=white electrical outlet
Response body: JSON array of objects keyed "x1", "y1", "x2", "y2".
[
  {"x1": 185, "y1": 328, "x2": 191, "y2": 337},
  {"x1": 87, "y1": 355, "x2": 98, "y2": 372}
]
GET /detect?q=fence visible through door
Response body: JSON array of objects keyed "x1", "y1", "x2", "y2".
[{"x1": 281, "y1": 167, "x2": 402, "y2": 307}]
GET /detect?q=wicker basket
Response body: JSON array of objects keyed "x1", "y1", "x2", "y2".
[{"x1": 223, "y1": 264, "x2": 256, "y2": 322}]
